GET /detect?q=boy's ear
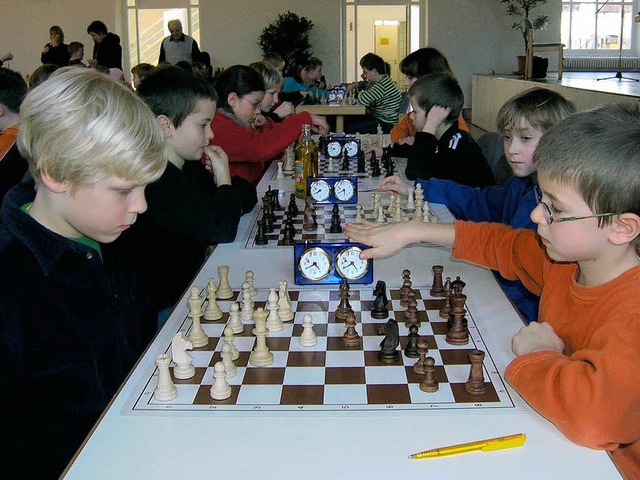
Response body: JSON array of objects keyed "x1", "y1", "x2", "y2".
[
  {"x1": 40, "y1": 169, "x2": 68, "y2": 194},
  {"x1": 156, "y1": 115, "x2": 173, "y2": 137},
  {"x1": 609, "y1": 213, "x2": 640, "y2": 246},
  {"x1": 227, "y1": 92, "x2": 239, "y2": 109}
]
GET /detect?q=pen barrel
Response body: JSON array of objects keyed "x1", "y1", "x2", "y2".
[{"x1": 411, "y1": 443, "x2": 483, "y2": 459}]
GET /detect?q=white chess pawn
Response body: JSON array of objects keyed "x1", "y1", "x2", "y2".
[
  {"x1": 327, "y1": 156, "x2": 335, "y2": 172},
  {"x1": 266, "y1": 288, "x2": 283, "y2": 332},
  {"x1": 223, "y1": 326, "x2": 240, "y2": 361},
  {"x1": 276, "y1": 161, "x2": 284, "y2": 179},
  {"x1": 220, "y1": 342, "x2": 237, "y2": 378},
  {"x1": 171, "y1": 333, "x2": 195, "y2": 380},
  {"x1": 241, "y1": 281, "x2": 254, "y2": 309},
  {"x1": 277, "y1": 282, "x2": 294, "y2": 322},
  {"x1": 153, "y1": 354, "x2": 178, "y2": 401},
  {"x1": 209, "y1": 361, "x2": 232, "y2": 400},
  {"x1": 241, "y1": 289, "x2": 254, "y2": 322},
  {"x1": 204, "y1": 279, "x2": 223, "y2": 321},
  {"x1": 245, "y1": 271, "x2": 257, "y2": 297},
  {"x1": 354, "y1": 204, "x2": 364, "y2": 224},
  {"x1": 216, "y1": 265, "x2": 234, "y2": 299},
  {"x1": 299, "y1": 314, "x2": 317, "y2": 347},
  {"x1": 226, "y1": 302, "x2": 244, "y2": 334}
]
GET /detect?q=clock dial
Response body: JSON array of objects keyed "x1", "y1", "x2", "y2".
[
  {"x1": 327, "y1": 141, "x2": 342, "y2": 158},
  {"x1": 336, "y1": 246, "x2": 369, "y2": 281},
  {"x1": 309, "y1": 179, "x2": 331, "y2": 202},
  {"x1": 298, "y1": 247, "x2": 332, "y2": 281},
  {"x1": 333, "y1": 179, "x2": 355, "y2": 202},
  {"x1": 344, "y1": 140, "x2": 359, "y2": 157}
]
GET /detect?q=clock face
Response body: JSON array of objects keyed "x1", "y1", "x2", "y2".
[
  {"x1": 336, "y1": 246, "x2": 369, "y2": 280},
  {"x1": 298, "y1": 247, "x2": 332, "y2": 281},
  {"x1": 333, "y1": 179, "x2": 355, "y2": 202},
  {"x1": 344, "y1": 141, "x2": 359, "y2": 157},
  {"x1": 327, "y1": 141, "x2": 342, "y2": 158},
  {"x1": 309, "y1": 179, "x2": 331, "y2": 202}
]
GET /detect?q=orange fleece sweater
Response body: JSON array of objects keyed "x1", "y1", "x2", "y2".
[
  {"x1": 0, "y1": 124, "x2": 19, "y2": 160},
  {"x1": 452, "y1": 221, "x2": 640, "y2": 479},
  {"x1": 390, "y1": 113, "x2": 469, "y2": 144}
]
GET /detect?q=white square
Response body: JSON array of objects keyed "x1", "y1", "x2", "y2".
[
  {"x1": 365, "y1": 365, "x2": 407, "y2": 384},
  {"x1": 444, "y1": 364, "x2": 474, "y2": 383},
  {"x1": 150, "y1": 384, "x2": 199, "y2": 405},
  {"x1": 236, "y1": 385, "x2": 283, "y2": 405},
  {"x1": 362, "y1": 335, "x2": 382, "y2": 351},
  {"x1": 186, "y1": 350, "x2": 214, "y2": 368},
  {"x1": 297, "y1": 290, "x2": 330, "y2": 302},
  {"x1": 283, "y1": 367, "x2": 325, "y2": 385},
  {"x1": 289, "y1": 336, "x2": 328, "y2": 352},
  {"x1": 324, "y1": 384, "x2": 368, "y2": 405},
  {"x1": 325, "y1": 350, "x2": 365, "y2": 367},
  {"x1": 226, "y1": 367, "x2": 247, "y2": 385}
]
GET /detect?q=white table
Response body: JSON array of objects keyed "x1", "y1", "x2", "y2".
[{"x1": 62, "y1": 187, "x2": 621, "y2": 479}]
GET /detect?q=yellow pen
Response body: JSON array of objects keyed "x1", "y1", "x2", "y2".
[{"x1": 408, "y1": 433, "x2": 526, "y2": 459}]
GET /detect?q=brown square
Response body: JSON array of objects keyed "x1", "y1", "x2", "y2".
[
  {"x1": 266, "y1": 337, "x2": 291, "y2": 351},
  {"x1": 424, "y1": 298, "x2": 445, "y2": 309},
  {"x1": 280, "y1": 385, "x2": 324, "y2": 405},
  {"x1": 364, "y1": 350, "x2": 403, "y2": 366},
  {"x1": 328, "y1": 311, "x2": 361, "y2": 323},
  {"x1": 404, "y1": 365, "x2": 449, "y2": 384},
  {"x1": 286, "y1": 351, "x2": 326, "y2": 367},
  {"x1": 450, "y1": 382, "x2": 500, "y2": 403},
  {"x1": 366, "y1": 384, "x2": 412, "y2": 404},
  {"x1": 209, "y1": 351, "x2": 251, "y2": 368},
  {"x1": 242, "y1": 367, "x2": 286, "y2": 385},
  {"x1": 325, "y1": 366, "x2": 366, "y2": 384},
  {"x1": 330, "y1": 290, "x2": 360, "y2": 301},
  {"x1": 172, "y1": 366, "x2": 207, "y2": 385},
  {"x1": 326, "y1": 336, "x2": 362, "y2": 351},
  {"x1": 440, "y1": 348, "x2": 476, "y2": 365},
  {"x1": 297, "y1": 301, "x2": 329, "y2": 312}
]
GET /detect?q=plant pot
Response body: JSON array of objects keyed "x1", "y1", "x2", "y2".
[{"x1": 513, "y1": 55, "x2": 548, "y2": 78}]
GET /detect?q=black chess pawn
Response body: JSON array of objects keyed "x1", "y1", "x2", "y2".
[
  {"x1": 342, "y1": 310, "x2": 361, "y2": 348},
  {"x1": 264, "y1": 206, "x2": 274, "y2": 233},
  {"x1": 288, "y1": 193, "x2": 299, "y2": 216},
  {"x1": 413, "y1": 339, "x2": 429, "y2": 375},
  {"x1": 341, "y1": 151, "x2": 350, "y2": 171},
  {"x1": 404, "y1": 324, "x2": 420, "y2": 358},
  {"x1": 282, "y1": 215, "x2": 296, "y2": 246},
  {"x1": 377, "y1": 319, "x2": 400, "y2": 364},
  {"x1": 420, "y1": 357, "x2": 439, "y2": 393},
  {"x1": 329, "y1": 204, "x2": 342, "y2": 233},
  {"x1": 272, "y1": 188, "x2": 282, "y2": 210},
  {"x1": 254, "y1": 218, "x2": 268, "y2": 246}
]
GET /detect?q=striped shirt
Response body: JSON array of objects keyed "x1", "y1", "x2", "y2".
[{"x1": 358, "y1": 74, "x2": 402, "y2": 124}]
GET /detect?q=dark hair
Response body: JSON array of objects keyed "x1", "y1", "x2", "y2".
[
  {"x1": 131, "y1": 63, "x2": 155, "y2": 80},
  {"x1": 399, "y1": 47, "x2": 452, "y2": 78},
  {"x1": 49, "y1": 25, "x2": 65, "y2": 43},
  {"x1": 0, "y1": 67, "x2": 28, "y2": 113},
  {"x1": 359, "y1": 52, "x2": 385, "y2": 75},
  {"x1": 137, "y1": 65, "x2": 218, "y2": 128},
  {"x1": 535, "y1": 103, "x2": 640, "y2": 224},
  {"x1": 213, "y1": 65, "x2": 265, "y2": 111},
  {"x1": 87, "y1": 20, "x2": 108, "y2": 35},
  {"x1": 68, "y1": 41, "x2": 84, "y2": 55},
  {"x1": 196, "y1": 51, "x2": 212, "y2": 66},
  {"x1": 175, "y1": 61, "x2": 192, "y2": 73},
  {"x1": 408, "y1": 73, "x2": 463, "y2": 122},
  {"x1": 28, "y1": 64, "x2": 59, "y2": 90}
]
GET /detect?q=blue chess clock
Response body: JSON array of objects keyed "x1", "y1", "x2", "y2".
[
  {"x1": 294, "y1": 240, "x2": 373, "y2": 285},
  {"x1": 307, "y1": 176, "x2": 358, "y2": 204}
]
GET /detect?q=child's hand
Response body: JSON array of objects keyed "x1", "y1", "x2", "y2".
[
  {"x1": 203, "y1": 145, "x2": 231, "y2": 185},
  {"x1": 423, "y1": 105, "x2": 450, "y2": 135},
  {"x1": 345, "y1": 221, "x2": 419, "y2": 260},
  {"x1": 274, "y1": 101, "x2": 294, "y2": 118},
  {"x1": 511, "y1": 322, "x2": 565, "y2": 356},
  {"x1": 379, "y1": 175, "x2": 411, "y2": 196},
  {"x1": 310, "y1": 114, "x2": 330, "y2": 135},
  {"x1": 252, "y1": 114, "x2": 267, "y2": 129}
]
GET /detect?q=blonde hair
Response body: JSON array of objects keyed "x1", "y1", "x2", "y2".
[
  {"x1": 250, "y1": 61, "x2": 283, "y2": 91},
  {"x1": 18, "y1": 67, "x2": 167, "y2": 187}
]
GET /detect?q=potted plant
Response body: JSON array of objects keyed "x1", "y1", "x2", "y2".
[{"x1": 500, "y1": 0, "x2": 550, "y2": 76}]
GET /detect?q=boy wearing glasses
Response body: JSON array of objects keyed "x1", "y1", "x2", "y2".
[{"x1": 345, "y1": 103, "x2": 640, "y2": 479}]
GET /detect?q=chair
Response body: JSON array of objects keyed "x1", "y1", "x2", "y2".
[
  {"x1": 397, "y1": 92, "x2": 412, "y2": 121},
  {"x1": 477, "y1": 131, "x2": 512, "y2": 186},
  {"x1": 525, "y1": 18, "x2": 564, "y2": 80}
]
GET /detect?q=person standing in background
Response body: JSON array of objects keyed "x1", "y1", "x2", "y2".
[
  {"x1": 87, "y1": 20, "x2": 122, "y2": 70},
  {"x1": 41, "y1": 26, "x2": 70, "y2": 67},
  {"x1": 158, "y1": 19, "x2": 201, "y2": 65}
]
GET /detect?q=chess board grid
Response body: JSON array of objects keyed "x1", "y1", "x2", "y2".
[{"x1": 129, "y1": 286, "x2": 515, "y2": 413}]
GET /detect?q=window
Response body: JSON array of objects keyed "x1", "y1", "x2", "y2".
[{"x1": 561, "y1": 0, "x2": 635, "y2": 52}]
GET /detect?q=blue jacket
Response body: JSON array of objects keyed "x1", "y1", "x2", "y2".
[
  {"x1": 416, "y1": 175, "x2": 539, "y2": 324},
  {"x1": 0, "y1": 180, "x2": 153, "y2": 478}
]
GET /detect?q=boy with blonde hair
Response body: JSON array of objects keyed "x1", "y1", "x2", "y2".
[
  {"x1": 346, "y1": 103, "x2": 640, "y2": 479},
  {"x1": 380, "y1": 88, "x2": 576, "y2": 323},
  {"x1": 0, "y1": 68, "x2": 167, "y2": 478}
]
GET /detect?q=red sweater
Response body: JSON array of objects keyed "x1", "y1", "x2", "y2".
[
  {"x1": 452, "y1": 221, "x2": 640, "y2": 479},
  {"x1": 210, "y1": 109, "x2": 312, "y2": 184}
]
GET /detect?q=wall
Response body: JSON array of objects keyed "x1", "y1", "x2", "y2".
[{"x1": 0, "y1": 0, "x2": 563, "y2": 107}]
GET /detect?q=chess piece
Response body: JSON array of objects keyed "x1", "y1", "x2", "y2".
[
  {"x1": 282, "y1": 215, "x2": 296, "y2": 246},
  {"x1": 413, "y1": 339, "x2": 429, "y2": 375},
  {"x1": 250, "y1": 308, "x2": 274, "y2": 366},
  {"x1": 439, "y1": 277, "x2": 453, "y2": 319},
  {"x1": 171, "y1": 333, "x2": 195, "y2": 380},
  {"x1": 371, "y1": 280, "x2": 389, "y2": 319},
  {"x1": 276, "y1": 161, "x2": 284, "y2": 179},
  {"x1": 419, "y1": 357, "x2": 439, "y2": 393},
  {"x1": 266, "y1": 288, "x2": 284, "y2": 332},
  {"x1": 403, "y1": 289, "x2": 420, "y2": 328},
  {"x1": 342, "y1": 310, "x2": 361, "y2": 348},
  {"x1": 335, "y1": 278, "x2": 353, "y2": 322},
  {"x1": 465, "y1": 350, "x2": 487, "y2": 395},
  {"x1": 245, "y1": 270, "x2": 258, "y2": 296},
  {"x1": 404, "y1": 324, "x2": 420, "y2": 358},
  {"x1": 223, "y1": 326, "x2": 240, "y2": 361},
  {"x1": 430, "y1": 265, "x2": 445, "y2": 297},
  {"x1": 377, "y1": 319, "x2": 400, "y2": 363},
  {"x1": 400, "y1": 277, "x2": 413, "y2": 307},
  {"x1": 220, "y1": 342, "x2": 237, "y2": 379},
  {"x1": 216, "y1": 265, "x2": 234, "y2": 299},
  {"x1": 153, "y1": 354, "x2": 177, "y2": 401},
  {"x1": 299, "y1": 314, "x2": 317, "y2": 347},
  {"x1": 446, "y1": 293, "x2": 470, "y2": 346},
  {"x1": 203, "y1": 279, "x2": 223, "y2": 321},
  {"x1": 254, "y1": 218, "x2": 269, "y2": 246},
  {"x1": 187, "y1": 287, "x2": 208, "y2": 348},
  {"x1": 303, "y1": 197, "x2": 318, "y2": 231},
  {"x1": 288, "y1": 193, "x2": 299, "y2": 216},
  {"x1": 241, "y1": 287, "x2": 254, "y2": 322},
  {"x1": 329, "y1": 204, "x2": 342, "y2": 233},
  {"x1": 354, "y1": 204, "x2": 364, "y2": 224},
  {"x1": 209, "y1": 361, "x2": 232, "y2": 400},
  {"x1": 277, "y1": 281, "x2": 294, "y2": 322},
  {"x1": 406, "y1": 187, "x2": 415, "y2": 210},
  {"x1": 226, "y1": 302, "x2": 244, "y2": 334}
]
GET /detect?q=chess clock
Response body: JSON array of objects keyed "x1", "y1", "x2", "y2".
[
  {"x1": 294, "y1": 240, "x2": 373, "y2": 285},
  {"x1": 307, "y1": 176, "x2": 358, "y2": 204},
  {"x1": 322, "y1": 134, "x2": 361, "y2": 158}
]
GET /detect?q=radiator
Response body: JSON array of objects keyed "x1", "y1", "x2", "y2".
[{"x1": 564, "y1": 56, "x2": 640, "y2": 71}]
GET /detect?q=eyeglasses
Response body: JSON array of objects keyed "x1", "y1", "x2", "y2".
[{"x1": 533, "y1": 184, "x2": 618, "y2": 224}]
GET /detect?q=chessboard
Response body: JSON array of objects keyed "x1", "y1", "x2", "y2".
[
  {"x1": 317, "y1": 155, "x2": 392, "y2": 179},
  {"x1": 243, "y1": 191, "x2": 444, "y2": 249},
  {"x1": 129, "y1": 275, "x2": 515, "y2": 413}
]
